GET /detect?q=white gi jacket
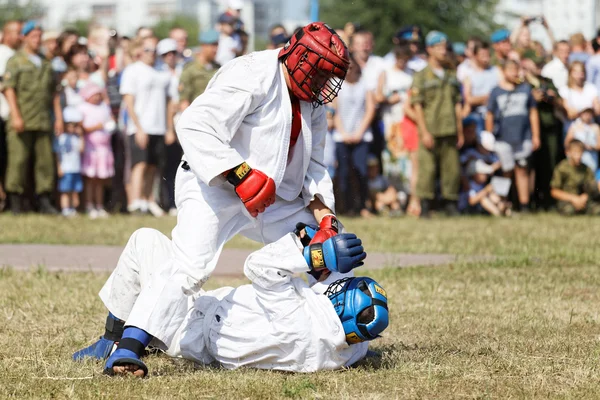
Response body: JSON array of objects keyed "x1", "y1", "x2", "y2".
[
  {"x1": 169, "y1": 233, "x2": 369, "y2": 372},
  {"x1": 175, "y1": 49, "x2": 334, "y2": 209}
]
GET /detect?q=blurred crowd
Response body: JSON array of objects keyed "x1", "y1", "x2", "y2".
[{"x1": 1, "y1": 10, "x2": 600, "y2": 219}]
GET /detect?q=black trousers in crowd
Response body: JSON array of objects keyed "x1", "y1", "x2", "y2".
[
  {"x1": 110, "y1": 130, "x2": 129, "y2": 212},
  {"x1": 336, "y1": 141, "x2": 370, "y2": 214}
]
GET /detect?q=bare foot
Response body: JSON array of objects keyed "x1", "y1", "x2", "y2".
[{"x1": 112, "y1": 364, "x2": 145, "y2": 378}]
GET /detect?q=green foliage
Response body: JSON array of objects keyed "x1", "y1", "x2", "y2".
[
  {"x1": 153, "y1": 14, "x2": 200, "y2": 47},
  {"x1": 321, "y1": 0, "x2": 500, "y2": 55},
  {"x1": 0, "y1": 0, "x2": 44, "y2": 26},
  {"x1": 63, "y1": 19, "x2": 93, "y2": 37}
]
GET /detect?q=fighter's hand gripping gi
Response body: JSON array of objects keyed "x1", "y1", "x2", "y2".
[
  {"x1": 304, "y1": 233, "x2": 366, "y2": 273},
  {"x1": 226, "y1": 162, "x2": 276, "y2": 217}
]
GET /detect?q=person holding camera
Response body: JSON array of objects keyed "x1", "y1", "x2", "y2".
[
  {"x1": 511, "y1": 16, "x2": 556, "y2": 62},
  {"x1": 522, "y1": 55, "x2": 565, "y2": 210}
]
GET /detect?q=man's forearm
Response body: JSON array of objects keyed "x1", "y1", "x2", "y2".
[
  {"x1": 551, "y1": 188, "x2": 577, "y2": 203},
  {"x1": 53, "y1": 93, "x2": 63, "y2": 123},
  {"x1": 166, "y1": 98, "x2": 175, "y2": 132},
  {"x1": 468, "y1": 95, "x2": 488, "y2": 107},
  {"x1": 485, "y1": 112, "x2": 494, "y2": 133},
  {"x1": 309, "y1": 196, "x2": 334, "y2": 223},
  {"x1": 123, "y1": 95, "x2": 143, "y2": 131},
  {"x1": 530, "y1": 108, "x2": 540, "y2": 140},
  {"x1": 414, "y1": 104, "x2": 428, "y2": 137},
  {"x1": 455, "y1": 104, "x2": 463, "y2": 136},
  {"x1": 4, "y1": 88, "x2": 21, "y2": 119}
]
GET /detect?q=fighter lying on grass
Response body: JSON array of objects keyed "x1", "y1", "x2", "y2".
[{"x1": 73, "y1": 225, "x2": 389, "y2": 377}]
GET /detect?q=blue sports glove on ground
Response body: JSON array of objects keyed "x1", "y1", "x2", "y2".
[{"x1": 304, "y1": 233, "x2": 366, "y2": 273}]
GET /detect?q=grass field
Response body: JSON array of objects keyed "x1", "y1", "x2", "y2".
[{"x1": 1, "y1": 214, "x2": 600, "y2": 398}]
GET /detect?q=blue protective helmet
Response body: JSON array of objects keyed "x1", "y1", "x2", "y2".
[{"x1": 325, "y1": 277, "x2": 389, "y2": 344}]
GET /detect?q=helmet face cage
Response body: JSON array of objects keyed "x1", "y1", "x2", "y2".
[
  {"x1": 289, "y1": 42, "x2": 347, "y2": 107},
  {"x1": 326, "y1": 277, "x2": 389, "y2": 344}
]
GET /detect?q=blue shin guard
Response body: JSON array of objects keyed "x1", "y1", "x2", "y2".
[
  {"x1": 104, "y1": 327, "x2": 152, "y2": 377},
  {"x1": 72, "y1": 313, "x2": 123, "y2": 361}
]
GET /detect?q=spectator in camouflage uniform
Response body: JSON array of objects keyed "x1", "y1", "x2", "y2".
[
  {"x1": 410, "y1": 31, "x2": 464, "y2": 217},
  {"x1": 178, "y1": 31, "x2": 220, "y2": 112},
  {"x1": 551, "y1": 139, "x2": 600, "y2": 215},
  {"x1": 3, "y1": 21, "x2": 63, "y2": 214}
]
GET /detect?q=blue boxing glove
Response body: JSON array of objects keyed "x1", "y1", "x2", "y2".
[{"x1": 303, "y1": 233, "x2": 366, "y2": 273}]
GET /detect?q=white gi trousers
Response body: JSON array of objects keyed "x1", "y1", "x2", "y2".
[
  {"x1": 99, "y1": 228, "x2": 368, "y2": 372},
  {"x1": 99, "y1": 166, "x2": 317, "y2": 347}
]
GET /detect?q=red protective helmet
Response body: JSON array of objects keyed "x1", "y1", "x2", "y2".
[{"x1": 279, "y1": 22, "x2": 350, "y2": 107}]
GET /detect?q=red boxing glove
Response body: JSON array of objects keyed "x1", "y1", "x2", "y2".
[
  {"x1": 309, "y1": 214, "x2": 340, "y2": 245},
  {"x1": 226, "y1": 162, "x2": 276, "y2": 217}
]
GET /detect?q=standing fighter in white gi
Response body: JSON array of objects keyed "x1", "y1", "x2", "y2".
[
  {"x1": 73, "y1": 23, "x2": 353, "y2": 373},
  {"x1": 77, "y1": 226, "x2": 388, "y2": 377}
]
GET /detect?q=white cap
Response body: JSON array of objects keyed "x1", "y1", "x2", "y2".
[
  {"x1": 466, "y1": 159, "x2": 495, "y2": 176},
  {"x1": 157, "y1": 38, "x2": 178, "y2": 56},
  {"x1": 479, "y1": 131, "x2": 496, "y2": 152},
  {"x1": 63, "y1": 106, "x2": 83, "y2": 124},
  {"x1": 228, "y1": 0, "x2": 244, "y2": 9}
]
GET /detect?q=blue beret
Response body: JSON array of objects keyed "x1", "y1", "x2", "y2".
[
  {"x1": 198, "y1": 30, "x2": 220, "y2": 44},
  {"x1": 22, "y1": 20, "x2": 42, "y2": 36},
  {"x1": 491, "y1": 29, "x2": 510, "y2": 44},
  {"x1": 453, "y1": 42, "x2": 466, "y2": 55},
  {"x1": 425, "y1": 31, "x2": 448, "y2": 47},
  {"x1": 395, "y1": 25, "x2": 421, "y2": 41},
  {"x1": 271, "y1": 33, "x2": 289, "y2": 46},
  {"x1": 218, "y1": 13, "x2": 237, "y2": 25}
]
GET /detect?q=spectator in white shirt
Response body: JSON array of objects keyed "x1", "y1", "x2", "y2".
[
  {"x1": 559, "y1": 61, "x2": 600, "y2": 128},
  {"x1": 541, "y1": 40, "x2": 570, "y2": 90},
  {"x1": 457, "y1": 36, "x2": 482, "y2": 83},
  {"x1": 216, "y1": 13, "x2": 242, "y2": 67},
  {"x1": 119, "y1": 36, "x2": 173, "y2": 216},
  {"x1": 375, "y1": 43, "x2": 413, "y2": 144},
  {"x1": 0, "y1": 20, "x2": 22, "y2": 209},
  {"x1": 350, "y1": 30, "x2": 386, "y2": 91},
  {"x1": 463, "y1": 41, "x2": 501, "y2": 133}
]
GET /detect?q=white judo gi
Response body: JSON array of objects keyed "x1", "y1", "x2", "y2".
[
  {"x1": 100, "y1": 228, "x2": 368, "y2": 372},
  {"x1": 104, "y1": 49, "x2": 336, "y2": 348}
]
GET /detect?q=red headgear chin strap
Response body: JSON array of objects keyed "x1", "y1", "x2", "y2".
[{"x1": 279, "y1": 22, "x2": 350, "y2": 107}]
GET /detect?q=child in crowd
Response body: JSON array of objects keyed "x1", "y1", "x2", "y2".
[
  {"x1": 458, "y1": 131, "x2": 509, "y2": 216},
  {"x1": 54, "y1": 107, "x2": 84, "y2": 217},
  {"x1": 462, "y1": 159, "x2": 511, "y2": 216},
  {"x1": 564, "y1": 108, "x2": 600, "y2": 174},
  {"x1": 551, "y1": 140, "x2": 600, "y2": 215},
  {"x1": 78, "y1": 82, "x2": 115, "y2": 219},
  {"x1": 486, "y1": 59, "x2": 540, "y2": 212},
  {"x1": 367, "y1": 156, "x2": 403, "y2": 216},
  {"x1": 460, "y1": 130, "x2": 500, "y2": 166},
  {"x1": 63, "y1": 68, "x2": 83, "y2": 107}
]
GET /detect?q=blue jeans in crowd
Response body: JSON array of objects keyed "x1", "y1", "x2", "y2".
[{"x1": 335, "y1": 141, "x2": 370, "y2": 214}]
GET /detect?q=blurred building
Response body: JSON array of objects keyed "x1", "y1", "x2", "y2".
[
  {"x1": 496, "y1": 0, "x2": 600, "y2": 44},
  {"x1": 39, "y1": 0, "x2": 310, "y2": 46}
]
